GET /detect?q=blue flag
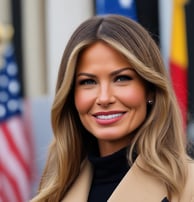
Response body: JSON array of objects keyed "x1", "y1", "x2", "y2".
[
  {"x1": 95, "y1": 0, "x2": 137, "y2": 21},
  {"x1": 0, "y1": 44, "x2": 22, "y2": 122}
]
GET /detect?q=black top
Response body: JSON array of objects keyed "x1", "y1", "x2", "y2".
[
  {"x1": 88, "y1": 147, "x2": 130, "y2": 202},
  {"x1": 162, "y1": 197, "x2": 169, "y2": 202},
  {"x1": 87, "y1": 147, "x2": 169, "y2": 202}
]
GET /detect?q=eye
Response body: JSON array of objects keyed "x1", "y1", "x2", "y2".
[
  {"x1": 114, "y1": 75, "x2": 132, "y2": 82},
  {"x1": 79, "y1": 79, "x2": 96, "y2": 85}
]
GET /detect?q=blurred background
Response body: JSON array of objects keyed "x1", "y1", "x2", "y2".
[{"x1": 0, "y1": 0, "x2": 194, "y2": 201}]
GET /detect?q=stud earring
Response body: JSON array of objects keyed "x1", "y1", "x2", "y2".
[{"x1": 148, "y1": 100, "x2": 153, "y2": 105}]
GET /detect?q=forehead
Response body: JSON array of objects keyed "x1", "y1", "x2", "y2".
[{"x1": 76, "y1": 42, "x2": 130, "y2": 70}]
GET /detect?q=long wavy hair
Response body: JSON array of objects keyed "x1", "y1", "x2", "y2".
[{"x1": 31, "y1": 14, "x2": 188, "y2": 201}]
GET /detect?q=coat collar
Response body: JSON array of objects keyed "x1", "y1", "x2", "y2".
[
  {"x1": 62, "y1": 156, "x2": 194, "y2": 202},
  {"x1": 62, "y1": 156, "x2": 168, "y2": 202},
  {"x1": 108, "y1": 156, "x2": 168, "y2": 202}
]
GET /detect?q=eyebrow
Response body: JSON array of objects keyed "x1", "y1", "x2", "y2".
[
  {"x1": 110, "y1": 67, "x2": 133, "y2": 76},
  {"x1": 76, "y1": 67, "x2": 133, "y2": 78}
]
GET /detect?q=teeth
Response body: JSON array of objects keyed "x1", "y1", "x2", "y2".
[{"x1": 96, "y1": 113, "x2": 123, "y2": 120}]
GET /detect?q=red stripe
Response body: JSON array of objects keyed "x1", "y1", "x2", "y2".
[
  {"x1": 1, "y1": 122, "x2": 31, "y2": 180},
  {"x1": 1, "y1": 164, "x2": 23, "y2": 202},
  {"x1": 23, "y1": 125, "x2": 34, "y2": 181},
  {"x1": 0, "y1": 164, "x2": 8, "y2": 202},
  {"x1": 170, "y1": 60, "x2": 187, "y2": 125},
  {"x1": 21, "y1": 101, "x2": 36, "y2": 180},
  {"x1": 24, "y1": 133, "x2": 35, "y2": 181},
  {"x1": 0, "y1": 188, "x2": 11, "y2": 202}
]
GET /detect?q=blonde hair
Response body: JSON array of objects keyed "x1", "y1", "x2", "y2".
[{"x1": 31, "y1": 15, "x2": 188, "y2": 201}]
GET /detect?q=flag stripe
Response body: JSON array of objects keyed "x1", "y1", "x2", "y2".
[
  {"x1": 0, "y1": 120, "x2": 30, "y2": 202},
  {"x1": 0, "y1": 186, "x2": 14, "y2": 202},
  {"x1": 170, "y1": 0, "x2": 188, "y2": 68},
  {"x1": 170, "y1": 60, "x2": 187, "y2": 121},
  {"x1": 5, "y1": 116, "x2": 32, "y2": 168},
  {"x1": 1, "y1": 120, "x2": 31, "y2": 180},
  {"x1": 0, "y1": 175, "x2": 18, "y2": 202},
  {"x1": 1, "y1": 165, "x2": 23, "y2": 202},
  {"x1": 170, "y1": 0, "x2": 188, "y2": 126},
  {"x1": 21, "y1": 100, "x2": 36, "y2": 178}
]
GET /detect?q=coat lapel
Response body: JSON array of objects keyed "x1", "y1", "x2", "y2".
[
  {"x1": 61, "y1": 160, "x2": 93, "y2": 202},
  {"x1": 108, "y1": 156, "x2": 168, "y2": 202}
]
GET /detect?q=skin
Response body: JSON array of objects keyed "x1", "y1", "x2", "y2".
[{"x1": 74, "y1": 42, "x2": 150, "y2": 156}]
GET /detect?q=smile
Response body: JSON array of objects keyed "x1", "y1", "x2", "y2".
[{"x1": 96, "y1": 113, "x2": 123, "y2": 120}]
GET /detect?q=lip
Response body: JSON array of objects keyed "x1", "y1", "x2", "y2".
[{"x1": 92, "y1": 111, "x2": 126, "y2": 125}]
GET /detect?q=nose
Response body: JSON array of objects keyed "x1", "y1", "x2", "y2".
[{"x1": 96, "y1": 83, "x2": 115, "y2": 107}]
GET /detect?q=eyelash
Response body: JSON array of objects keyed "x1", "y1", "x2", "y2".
[
  {"x1": 79, "y1": 79, "x2": 96, "y2": 85},
  {"x1": 78, "y1": 75, "x2": 132, "y2": 86},
  {"x1": 114, "y1": 75, "x2": 132, "y2": 82}
]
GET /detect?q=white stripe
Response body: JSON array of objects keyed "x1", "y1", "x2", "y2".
[{"x1": 0, "y1": 128, "x2": 30, "y2": 202}]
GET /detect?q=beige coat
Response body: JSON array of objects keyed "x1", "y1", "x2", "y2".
[{"x1": 62, "y1": 156, "x2": 194, "y2": 202}]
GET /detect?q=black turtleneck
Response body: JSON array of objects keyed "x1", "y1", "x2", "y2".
[{"x1": 87, "y1": 147, "x2": 130, "y2": 202}]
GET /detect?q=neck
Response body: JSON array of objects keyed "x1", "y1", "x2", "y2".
[{"x1": 98, "y1": 139, "x2": 131, "y2": 157}]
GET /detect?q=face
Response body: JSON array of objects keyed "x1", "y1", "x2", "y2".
[{"x1": 74, "y1": 42, "x2": 149, "y2": 156}]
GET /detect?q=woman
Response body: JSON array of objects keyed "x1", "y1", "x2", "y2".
[{"x1": 31, "y1": 15, "x2": 194, "y2": 202}]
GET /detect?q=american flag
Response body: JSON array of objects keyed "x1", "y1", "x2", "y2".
[{"x1": 0, "y1": 44, "x2": 34, "y2": 202}]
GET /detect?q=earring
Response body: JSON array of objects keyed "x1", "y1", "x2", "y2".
[{"x1": 148, "y1": 100, "x2": 153, "y2": 105}]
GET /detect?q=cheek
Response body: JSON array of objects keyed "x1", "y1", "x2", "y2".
[
  {"x1": 119, "y1": 87, "x2": 147, "y2": 107},
  {"x1": 74, "y1": 90, "x2": 93, "y2": 114},
  {"x1": 74, "y1": 91, "x2": 84, "y2": 113}
]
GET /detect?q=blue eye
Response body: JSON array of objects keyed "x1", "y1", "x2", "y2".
[
  {"x1": 115, "y1": 75, "x2": 132, "y2": 82},
  {"x1": 79, "y1": 79, "x2": 96, "y2": 85}
]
